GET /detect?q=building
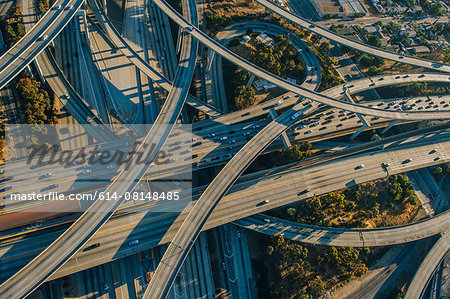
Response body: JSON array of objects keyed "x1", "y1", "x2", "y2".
[
  {"x1": 407, "y1": 46, "x2": 430, "y2": 54},
  {"x1": 240, "y1": 35, "x2": 251, "y2": 44},
  {"x1": 255, "y1": 32, "x2": 274, "y2": 47},
  {"x1": 253, "y1": 79, "x2": 277, "y2": 91},
  {"x1": 311, "y1": 0, "x2": 366, "y2": 17}
]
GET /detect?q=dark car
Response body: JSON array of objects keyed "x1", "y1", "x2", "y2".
[{"x1": 83, "y1": 243, "x2": 100, "y2": 252}]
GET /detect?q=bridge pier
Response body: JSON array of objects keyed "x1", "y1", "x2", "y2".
[
  {"x1": 381, "y1": 120, "x2": 400, "y2": 134},
  {"x1": 349, "y1": 123, "x2": 368, "y2": 140},
  {"x1": 246, "y1": 74, "x2": 256, "y2": 89},
  {"x1": 356, "y1": 53, "x2": 365, "y2": 63},
  {"x1": 269, "y1": 108, "x2": 291, "y2": 148},
  {"x1": 176, "y1": 27, "x2": 183, "y2": 54},
  {"x1": 206, "y1": 50, "x2": 215, "y2": 73}
]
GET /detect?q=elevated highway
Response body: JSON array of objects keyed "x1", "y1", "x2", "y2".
[
  {"x1": 0, "y1": 0, "x2": 84, "y2": 90},
  {"x1": 0, "y1": 0, "x2": 198, "y2": 295},
  {"x1": 234, "y1": 213, "x2": 450, "y2": 247},
  {"x1": 255, "y1": 0, "x2": 450, "y2": 74},
  {"x1": 145, "y1": 0, "x2": 450, "y2": 295},
  {"x1": 404, "y1": 234, "x2": 449, "y2": 299},
  {"x1": 1, "y1": 127, "x2": 449, "y2": 281},
  {"x1": 150, "y1": 0, "x2": 450, "y2": 120}
]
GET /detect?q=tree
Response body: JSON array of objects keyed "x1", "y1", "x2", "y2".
[
  {"x1": 318, "y1": 42, "x2": 330, "y2": 55},
  {"x1": 367, "y1": 66, "x2": 380, "y2": 76},
  {"x1": 429, "y1": 2, "x2": 444, "y2": 16},
  {"x1": 287, "y1": 208, "x2": 296, "y2": 219},
  {"x1": 433, "y1": 167, "x2": 443, "y2": 174},
  {"x1": 367, "y1": 35, "x2": 381, "y2": 47}
]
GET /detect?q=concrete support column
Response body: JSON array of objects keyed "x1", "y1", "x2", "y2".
[
  {"x1": 246, "y1": 74, "x2": 256, "y2": 89},
  {"x1": 381, "y1": 120, "x2": 400, "y2": 134},
  {"x1": 269, "y1": 108, "x2": 291, "y2": 148}
]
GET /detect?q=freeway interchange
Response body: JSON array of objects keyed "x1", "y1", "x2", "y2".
[{"x1": 0, "y1": 0, "x2": 450, "y2": 297}]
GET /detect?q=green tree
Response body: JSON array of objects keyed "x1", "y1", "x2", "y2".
[
  {"x1": 433, "y1": 167, "x2": 443, "y2": 174},
  {"x1": 429, "y1": 2, "x2": 444, "y2": 16},
  {"x1": 367, "y1": 35, "x2": 381, "y2": 47}
]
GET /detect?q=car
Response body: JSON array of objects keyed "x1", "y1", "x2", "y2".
[
  {"x1": 309, "y1": 24, "x2": 315, "y2": 28},
  {"x1": 0, "y1": 169, "x2": 3, "y2": 174},
  {"x1": 395, "y1": 76, "x2": 400, "y2": 79},
  {"x1": 418, "y1": 74, "x2": 425, "y2": 78},
  {"x1": 83, "y1": 169, "x2": 92, "y2": 175},
  {"x1": 274, "y1": 100, "x2": 283, "y2": 107},
  {"x1": 257, "y1": 200, "x2": 269, "y2": 206},
  {"x1": 54, "y1": 4, "x2": 61, "y2": 10},
  {"x1": 207, "y1": 133, "x2": 216, "y2": 138},
  {"x1": 65, "y1": 5, "x2": 73, "y2": 10},
  {"x1": 434, "y1": 157, "x2": 441, "y2": 161},
  {"x1": 83, "y1": 243, "x2": 100, "y2": 252},
  {"x1": 241, "y1": 112, "x2": 250, "y2": 117},
  {"x1": 251, "y1": 125, "x2": 259, "y2": 129},
  {"x1": 44, "y1": 172, "x2": 53, "y2": 178},
  {"x1": 189, "y1": 138, "x2": 197, "y2": 142},
  {"x1": 222, "y1": 262, "x2": 226, "y2": 270},
  {"x1": 186, "y1": 25, "x2": 194, "y2": 31},
  {"x1": 355, "y1": 164, "x2": 364, "y2": 169},
  {"x1": 398, "y1": 56, "x2": 404, "y2": 59},
  {"x1": 378, "y1": 78, "x2": 384, "y2": 81},
  {"x1": 49, "y1": 183, "x2": 59, "y2": 189},
  {"x1": 128, "y1": 239, "x2": 139, "y2": 246},
  {"x1": 169, "y1": 158, "x2": 177, "y2": 163},
  {"x1": 228, "y1": 139, "x2": 236, "y2": 144},
  {"x1": 40, "y1": 35, "x2": 48, "y2": 41},
  {"x1": 219, "y1": 136, "x2": 228, "y2": 141},
  {"x1": 403, "y1": 158, "x2": 412, "y2": 164},
  {"x1": 237, "y1": 230, "x2": 241, "y2": 238},
  {"x1": 430, "y1": 149, "x2": 437, "y2": 154},
  {"x1": 305, "y1": 129, "x2": 313, "y2": 134},
  {"x1": 226, "y1": 146, "x2": 233, "y2": 151},
  {"x1": 290, "y1": 112, "x2": 301, "y2": 120}
]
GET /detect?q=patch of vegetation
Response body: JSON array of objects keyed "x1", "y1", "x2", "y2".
[
  {"x1": 37, "y1": 0, "x2": 50, "y2": 14},
  {"x1": 248, "y1": 35, "x2": 305, "y2": 78},
  {"x1": 360, "y1": 54, "x2": 385, "y2": 68},
  {"x1": 271, "y1": 174, "x2": 420, "y2": 228},
  {"x1": 16, "y1": 76, "x2": 58, "y2": 124},
  {"x1": 0, "y1": 7, "x2": 26, "y2": 48},
  {"x1": 233, "y1": 85, "x2": 256, "y2": 109},
  {"x1": 265, "y1": 234, "x2": 368, "y2": 298},
  {"x1": 204, "y1": 11, "x2": 231, "y2": 33},
  {"x1": 275, "y1": 142, "x2": 312, "y2": 166},
  {"x1": 311, "y1": 42, "x2": 343, "y2": 91}
]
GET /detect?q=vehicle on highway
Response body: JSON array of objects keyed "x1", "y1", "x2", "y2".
[
  {"x1": 44, "y1": 173, "x2": 53, "y2": 178},
  {"x1": 403, "y1": 158, "x2": 413, "y2": 164},
  {"x1": 274, "y1": 100, "x2": 283, "y2": 107},
  {"x1": 355, "y1": 164, "x2": 364, "y2": 169},
  {"x1": 207, "y1": 133, "x2": 216, "y2": 138},
  {"x1": 237, "y1": 230, "x2": 241, "y2": 238},
  {"x1": 106, "y1": 164, "x2": 115, "y2": 169},
  {"x1": 220, "y1": 136, "x2": 228, "y2": 141},
  {"x1": 128, "y1": 239, "x2": 139, "y2": 246},
  {"x1": 66, "y1": 5, "x2": 73, "y2": 10},
  {"x1": 430, "y1": 149, "x2": 437, "y2": 154},
  {"x1": 305, "y1": 129, "x2": 313, "y2": 134},
  {"x1": 54, "y1": 4, "x2": 61, "y2": 10},
  {"x1": 82, "y1": 243, "x2": 100, "y2": 252},
  {"x1": 186, "y1": 25, "x2": 194, "y2": 31},
  {"x1": 189, "y1": 138, "x2": 197, "y2": 142},
  {"x1": 228, "y1": 140, "x2": 236, "y2": 144},
  {"x1": 49, "y1": 184, "x2": 58, "y2": 189},
  {"x1": 434, "y1": 157, "x2": 441, "y2": 161},
  {"x1": 257, "y1": 200, "x2": 269, "y2": 207},
  {"x1": 291, "y1": 112, "x2": 301, "y2": 120},
  {"x1": 82, "y1": 169, "x2": 92, "y2": 175},
  {"x1": 39, "y1": 35, "x2": 48, "y2": 41},
  {"x1": 221, "y1": 262, "x2": 226, "y2": 270},
  {"x1": 169, "y1": 158, "x2": 177, "y2": 163}
]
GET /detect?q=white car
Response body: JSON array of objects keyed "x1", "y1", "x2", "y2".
[
  {"x1": 82, "y1": 169, "x2": 93, "y2": 175},
  {"x1": 219, "y1": 136, "x2": 228, "y2": 141},
  {"x1": 54, "y1": 4, "x2": 61, "y2": 10},
  {"x1": 274, "y1": 100, "x2": 283, "y2": 107},
  {"x1": 189, "y1": 138, "x2": 197, "y2": 142},
  {"x1": 40, "y1": 35, "x2": 48, "y2": 41},
  {"x1": 290, "y1": 112, "x2": 301, "y2": 120}
]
